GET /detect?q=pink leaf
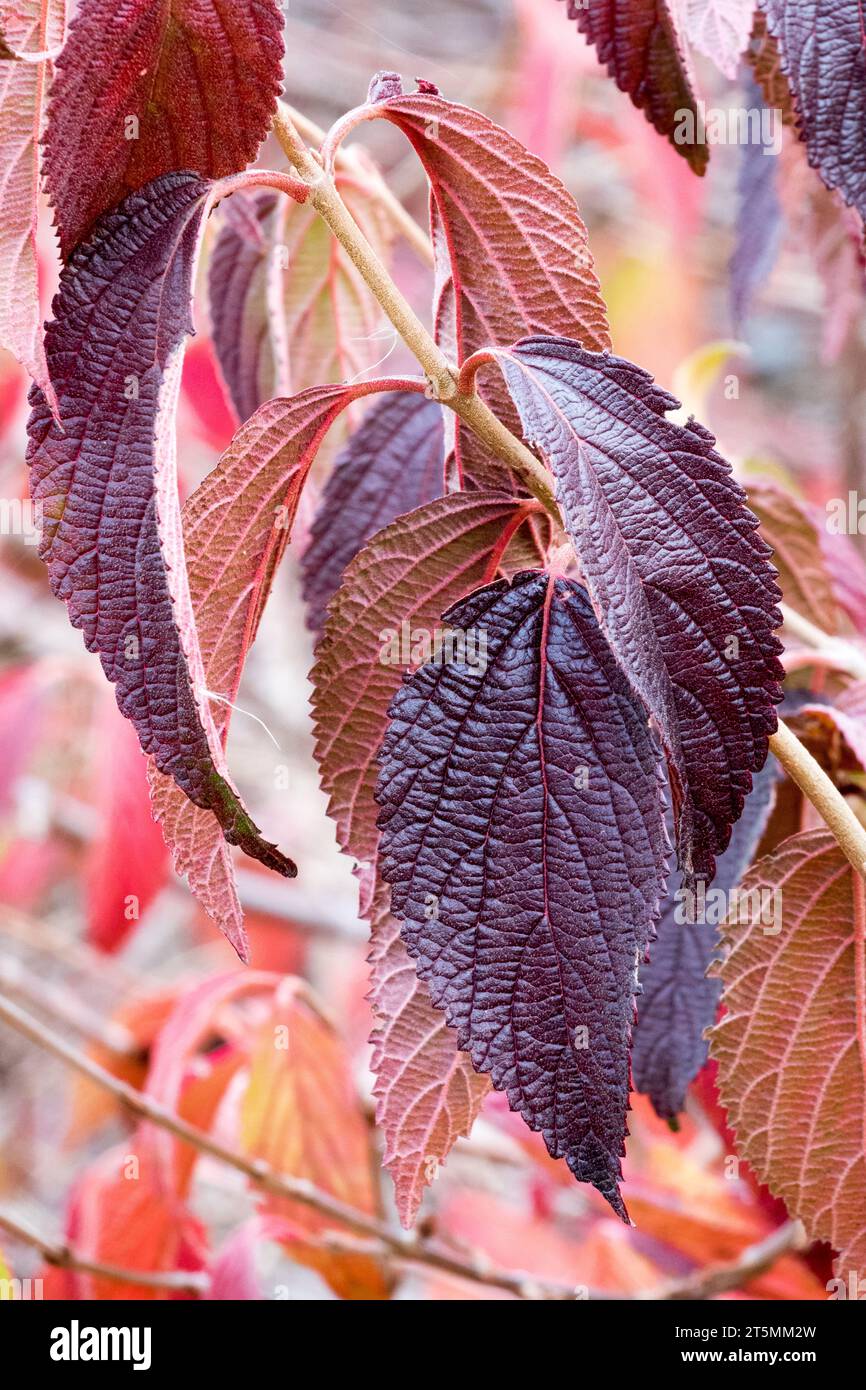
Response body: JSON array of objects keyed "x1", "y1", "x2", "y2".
[{"x1": 149, "y1": 380, "x2": 424, "y2": 956}]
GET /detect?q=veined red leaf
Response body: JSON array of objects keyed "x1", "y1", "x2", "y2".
[
  {"x1": 301, "y1": 392, "x2": 445, "y2": 639},
  {"x1": 323, "y1": 74, "x2": 609, "y2": 488},
  {"x1": 367, "y1": 877, "x2": 489, "y2": 1228},
  {"x1": 375, "y1": 571, "x2": 669, "y2": 1216},
  {"x1": 44, "y1": 0, "x2": 285, "y2": 255},
  {"x1": 0, "y1": 1, "x2": 64, "y2": 405},
  {"x1": 143, "y1": 970, "x2": 279, "y2": 1194},
  {"x1": 27, "y1": 171, "x2": 305, "y2": 882},
  {"x1": 710, "y1": 831, "x2": 866, "y2": 1285},
  {"x1": 486, "y1": 336, "x2": 784, "y2": 885},
  {"x1": 761, "y1": 0, "x2": 866, "y2": 220},
  {"x1": 58, "y1": 1144, "x2": 208, "y2": 1300},
  {"x1": 85, "y1": 686, "x2": 169, "y2": 953},
  {"x1": 562, "y1": 0, "x2": 708, "y2": 173},
  {"x1": 632, "y1": 759, "x2": 780, "y2": 1121},
  {"x1": 311, "y1": 491, "x2": 537, "y2": 868},
  {"x1": 148, "y1": 380, "x2": 421, "y2": 957},
  {"x1": 683, "y1": 0, "x2": 754, "y2": 80},
  {"x1": 209, "y1": 177, "x2": 393, "y2": 423}
]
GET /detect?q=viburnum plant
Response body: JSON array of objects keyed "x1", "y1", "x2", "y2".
[{"x1": 3, "y1": 0, "x2": 866, "y2": 1285}]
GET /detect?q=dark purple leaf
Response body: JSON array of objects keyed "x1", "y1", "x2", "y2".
[
  {"x1": 761, "y1": 0, "x2": 866, "y2": 219},
  {"x1": 375, "y1": 570, "x2": 669, "y2": 1217},
  {"x1": 26, "y1": 171, "x2": 294, "y2": 876},
  {"x1": 208, "y1": 189, "x2": 281, "y2": 423},
  {"x1": 730, "y1": 78, "x2": 783, "y2": 330},
  {"x1": 488, "y1": 336, "x2": 784, "y2": 887},
  {"x1": 632, "y1": 758, "x2": 781, "y2": 1121},
  {"x1": 563, "y1": 0, "x2": 708, "y2": 173},
  {"x1": 301, "y1": 392, "x2": 445, "y2": 638}
]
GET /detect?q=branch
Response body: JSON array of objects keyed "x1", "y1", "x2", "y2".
[
  {"x1": 0, "y1": 1207, "x2": 209, "y2": 1295},
  {"x1": 280, "y1": 102, "x2": 434, "y2": 268},
  {"x1": 0, "y1": 989, "x2": 577, "y2": 1301},
  {"x1": 271, "y1": 103, "x2": 560, "y2": 520},
  {"x1": 628, "y1": 1219, "x2": 806, "y2": 1301},
  {"x1": 769, "y1": 718, "x2": 866, "y2": 879},
  {"x1": 0, "y1": 991, "x2": 808, "y2": 1301}
]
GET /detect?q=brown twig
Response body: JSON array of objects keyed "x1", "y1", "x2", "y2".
[
  {"x1": 629, "y1": 1220, "x2": 807, "y2": 1301},
  {"x1": 0, "y1": 990, "x2": 809, "y2": 1302},
  {"x1": 271, "y1": 102, "x2": 560, "y2": 519},
  {"x1": 279, "y1": 102, "x2": 434, "y2": 267},
  {"x1": 0, "y1": 1207, "x2": 209, "y2": 1295}
]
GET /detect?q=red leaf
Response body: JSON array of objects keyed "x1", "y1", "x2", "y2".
[
  {"x1": 312, "y1": 491, "x2": 536, "y2": 868},
  {"x1": 59, "y1": 1144, "x2": 208, "y2": 1300},
  {"x1": 27, "y1": 172, "x2": 302, "y2": 884},
  {"x1": 84, "y1": 689, "x2": 169, "y2": 953},
  {"x1": 710, "y1": 831, "x2": 866, "y2": 1286},
  {"x1": 44, "y1": 0, "x2": 285, "y2": 255},
  {"x1": 563, "y1": 0, "x2": 708, "y2": 173},
  {"x1": 376, "y1": 571, "x2": 669, "y2": 1217},
  {"x1": 367, "y1": 878, "x2": 488, "y2": 1228}
]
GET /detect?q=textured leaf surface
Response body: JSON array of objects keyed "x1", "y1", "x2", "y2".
[
  {"x1": 748, "y1": 481, "x2": 845, "y2": 634},
  {"x1": 240, "y1": 979, "x2": 390, "y2": 1299},
  {"x1": 44, "y1": 0, "x2": 284, "y2": 255},
  {"x1": 563, "y1": 0, "x2": 707, "y2": 172},
  {"x1": 762, "y1": 0, "x2": 866, "y2": 219},
  {"x1": 327, "y1": 75, "x2": 609, "y2": 487},
  {"x1": 492, "y1": 336, "x2": 784, "y2": 885},
  {"x1": 710, "y1": 831, "x2": 866, "y2": 1283},
  {"x1": 632, "y1": 760, "x2": 780, "y2": 1121},
  {"x1": 0, "y1": 1, "x2": 62, "y2": 401},
  {"x1": 376, "y1": 571, "x2": 669, "y2": 1216},
  {"x1": 209, "y1": 177, "x2": 392, "y2": 423},
  {"x1": 149, "y1": 381, "x2": 413, "y2": 956},
  {"x1": 367, "y1": 878, "x2": 488, "y2": 1228},
  {"x1": 311, "y1": 491, "x2": 532, "y2": 868},
  {"x1": 301, "y1": 392, "x2": 445, "y2": 639},
  {"x1": 27, "y1": 171, "x2": 295, "y2": 879},
  {"x1": 684, "y1": 0, "x2": 753, "y2": 80}
]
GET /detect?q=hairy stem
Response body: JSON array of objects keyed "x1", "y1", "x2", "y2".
[
  {"x1": 272, "y1": 102, "x2": 560, "y2": 519},
  {"x1": 770, "y1": 719, "x2": 866, "y2": 878},
  {"x1": 280, "y1": 102, "x2": 434, "y2": 267}
]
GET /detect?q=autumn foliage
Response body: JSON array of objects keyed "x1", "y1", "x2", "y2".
[{"x1": 0, "y1": 0, "x2": 864, "y2": 1305}]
